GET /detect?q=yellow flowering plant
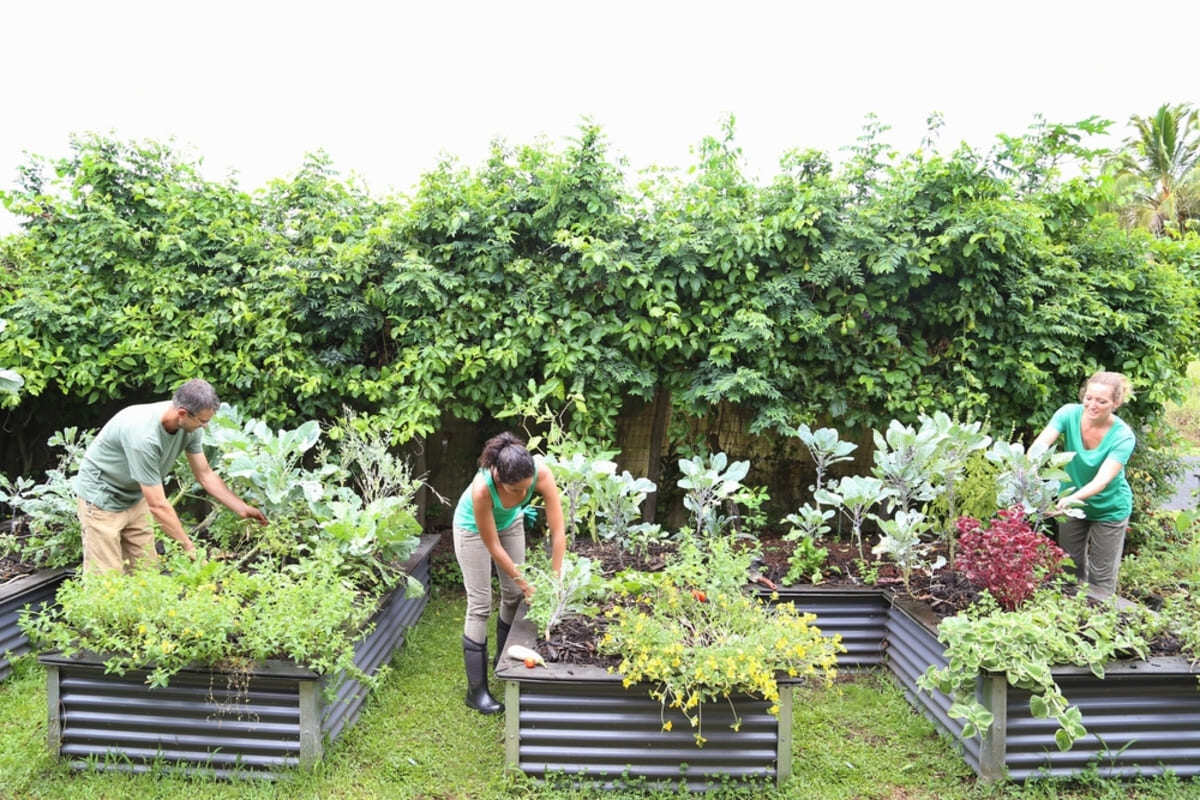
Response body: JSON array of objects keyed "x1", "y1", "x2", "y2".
[{"x1": 597, "y1": 577, "x2": 843, "y2": 745}]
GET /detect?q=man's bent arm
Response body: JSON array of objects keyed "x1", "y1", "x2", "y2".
[
  {"x1": 140, "y1": 482, "x2": 196, "y2": 553},
  {"x1": 186, "y1": 451, "x2": 268, "y2": 524}
]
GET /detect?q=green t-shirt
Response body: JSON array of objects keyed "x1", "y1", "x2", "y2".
[
  {"x1": 1049, "y1": 403, "x2": 1135, "y2": 522},
  {"x1": 75, "y1": 401, "x2": 204, "y2": 510},
  {"x1": 452, "y1": 460, "x2": 539, "y2": 534}
]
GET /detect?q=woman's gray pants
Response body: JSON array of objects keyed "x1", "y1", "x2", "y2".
[
  {"x1": 1056, "y1": 517, "x2": 1129, "y2": 598},
  {"x1": 453, "y1": 519, "x2": 525, "y2": 643}
]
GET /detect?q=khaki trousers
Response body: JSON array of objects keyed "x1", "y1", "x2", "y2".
[
  {"x1": 453, "y1": 520, "x2": 525, "y2": 643},
  {"x1": 1056, "y1": 516, "x2": 1128, "y2": 598},
  {"x1": 77, "y1": 496, "x2": 157, "y2": 574}
]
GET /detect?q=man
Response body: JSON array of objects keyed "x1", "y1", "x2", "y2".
[{"x1": 75, "y1": 378, "x2": 267, "y2": 573}]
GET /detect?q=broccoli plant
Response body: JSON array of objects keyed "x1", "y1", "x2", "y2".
[
  {"x1": 522, "y1": 550, "x2": 603, "y2": 641},
  {"x1": 871, "y1": 419, "x2": 946, "y2": 514},
  {"x1": 986, "y1": 440, "x2": 1080, "y2": 529},
  {"x1": 677, "y1": 452, "x2": 751, "y2": 539},
  {"x1": 789, "y1": 423, "x2": 857, "y2": 493},
  {"x1": 815, "y1": 475, "x2": 894, "y2": 560},
  {"x1": 585, "y1": 463, "x2": 657, "y2": 544},
  {"x1": 545, "y1": 454, "x2": 656, "y2": 547},
  {"x1": 205, "y1": 404, "x2": 345, "y2": 519},
  {"x1": 870, "y1": 509, "x2": 944, "y2": 595},
  {"x1": 319, "y1": 496, "x2": 424, "y2": 593}
]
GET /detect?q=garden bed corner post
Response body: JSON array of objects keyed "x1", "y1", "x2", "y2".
[
  {"x1": 503, "y1": 681, "x2": 520, "y2": 771},
  {"x1": 978, "y1": 672, "x2": 1007, "y2": 782},
  {"x1": 298, "y1": 680, "x2": 323, "y2": 766},
  {"x1": 776, "y1": 684, "x2": 794, "y2": 785},
  {"x1": 45, "y1": 664, "x2": 61, "y2": 754}
]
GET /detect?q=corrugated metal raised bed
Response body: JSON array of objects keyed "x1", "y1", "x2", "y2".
[
  {"x1": 497, "y1": 611, "x2": 796, "y2": 792},
  {"x1": 39, "y1": 533, "x2": 438, "y2": 777},
  {"x1": 768, "y1": 585, "x2": 887, "y2": 669},
  {"x1": 1, "y1": 567, "x2": 71, "y2": 681},
  {"x1": 885, "y1": 597, "x2": 1200, "y2": 782}
]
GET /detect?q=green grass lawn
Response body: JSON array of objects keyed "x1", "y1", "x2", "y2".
[{"x1": 3, "y1": 588, "x2": 1200, "y2": 800}]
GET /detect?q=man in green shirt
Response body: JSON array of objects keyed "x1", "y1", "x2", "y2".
[{"x1": 74, "y1": 379, "x2": 267, "y2": 573}]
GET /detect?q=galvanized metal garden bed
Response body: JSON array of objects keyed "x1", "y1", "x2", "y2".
[
  {"x1": 497, "y1": 611, "x2": 797, "y2": 791},
  {"x1": 768, "y1": 585, "x2": 888, "y2": 669},
  {"x1": 39, "y1": 533, "x2": 438, "y2": 777},
  {"x1": 0, "y1": 566, "x2": 71, "y2": 681},
  {"x1": 885, "y1": 595, "x2": 1200, "y2": 782}
]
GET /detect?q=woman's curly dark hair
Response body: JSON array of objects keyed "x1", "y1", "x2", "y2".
[{"x1": 479, "y1": 432, "x2": 535, "y2": 484}]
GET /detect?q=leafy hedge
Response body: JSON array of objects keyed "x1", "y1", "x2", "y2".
[{"x1": 2, "y1": 120, "x2": 1198, "y2": 455}]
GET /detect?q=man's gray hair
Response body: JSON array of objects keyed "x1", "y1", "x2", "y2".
[{"x1": 172, "y1": 379, "x2": 220, "y2": 414}]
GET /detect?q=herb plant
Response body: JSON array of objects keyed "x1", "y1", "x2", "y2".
[
  {"x1": 780, "y1": 504, "x2": 833, "y2": 585},
  {"x1": 21, "y1": 547, "x2": 373, "y2": 690},
  {"x1": 919, "y1": 587, "x2": 1157, "y2": 751}
]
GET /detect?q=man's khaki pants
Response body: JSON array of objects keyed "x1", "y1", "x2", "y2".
[{"x1": 77, "y1": 497, "x2": 157, "y2": 574}]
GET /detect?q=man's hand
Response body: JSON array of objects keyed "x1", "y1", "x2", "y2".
[
  {"x1": 180, "y1": 535, "x2": 199, "y2": 559},
  {"x1": 238, "y1": 503, "x2": 268, "y2": 525}
]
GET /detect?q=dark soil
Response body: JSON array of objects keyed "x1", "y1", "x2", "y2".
[
  {"x1": 0, "y1": 518, "x2": 37, "y2": 583},
  {"x1": 531, "y1": 538, "x2": 669, "y2": 667},
  {"x1": 571, "y1": 538, "x2": 673, "y2": 574},
  {"x1": 0, "y1": 555, "x2": 35, "y2": 583},
  {"x1": 536, "y1": 613, "x2": 622, "y2": 669}
]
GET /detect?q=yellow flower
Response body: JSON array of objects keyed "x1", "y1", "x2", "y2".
[
  {"x1": 137, "y1": 624, "x2": 147, "y2": 635},
  {"x1": 661, "y1": 720, "x2": 673, "y2": 732},
  {"x1": 167, "y1": 609, "x2": 176, "y2": 617}
]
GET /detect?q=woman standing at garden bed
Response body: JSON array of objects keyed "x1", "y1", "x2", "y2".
[
  {"x1": 1031, "y1": 371, "x2": 1136, "y2": 597},
  {"x1": 452, "y1": 433, "x2": 565, "y2": 714}
]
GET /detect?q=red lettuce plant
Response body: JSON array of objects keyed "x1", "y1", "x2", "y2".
[{"x1": 954, "y1": 508, "x2": 1067, "y2": 611}]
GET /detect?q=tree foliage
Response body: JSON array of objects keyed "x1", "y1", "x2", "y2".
[{"x1": 1, "y1": 119, "x2": 1197, "y2": 462}]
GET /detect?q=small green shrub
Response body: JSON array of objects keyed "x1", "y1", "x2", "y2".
[
  {"x1": 1124, "y1": 419, "x2": 1191, "y2": 552},
  {"x1": 0, "y1": 428, "x2": 92, "y2": 568}
]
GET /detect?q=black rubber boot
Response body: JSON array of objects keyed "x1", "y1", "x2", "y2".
[
  {"x1": 494, "y1": 617, "x2": 512, "y2": 669},
  {"x1": 463, "y1": 635, "x2": 504, "y2": 714}
]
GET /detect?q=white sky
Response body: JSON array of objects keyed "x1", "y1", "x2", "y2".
[{"x1": 2, "y1": 0, "x2": 1198, "y2": 234}]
